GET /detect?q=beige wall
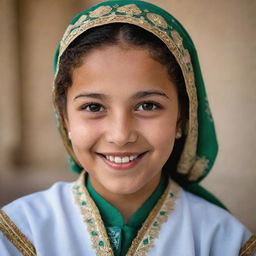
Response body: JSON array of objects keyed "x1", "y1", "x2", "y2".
[{"x1": 0, "y1": 0, "x2": 255, "y2": 232}]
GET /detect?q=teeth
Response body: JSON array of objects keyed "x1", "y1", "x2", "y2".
[
  {"x1": 122, "y1": 156, "x2": 130, "y2": 163},
  {"x1": 114, "y1": 156, "x2": 122, "y2": 163},
  {"x1": 129, "y1": 155, "x2": 137, "y2": 161},
  {"x1": 105, "y1": 154, "x2": 139, "y2": 164}
]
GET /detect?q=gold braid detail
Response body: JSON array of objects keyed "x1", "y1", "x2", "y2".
[
  {"x1": 126, "y1": 180, "x2": 180, "y2": 255},
  {"x1": 239, "y1": 234, "x2": 256, "y2": 256},
  {"x1": 0, "y1": 210, "x2": 36, "y2": 256},
  {"x1": 73, "y1": 171, "x2": 180, "y2": 256}
]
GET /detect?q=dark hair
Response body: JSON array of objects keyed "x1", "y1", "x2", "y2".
[{"x1": 54, "y1": 23, "x2": 189, "y2": 179}]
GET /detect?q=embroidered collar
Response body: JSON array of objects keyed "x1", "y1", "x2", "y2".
[
  {"x1": 73, "y1": 171, "x2": 180, "y2": 256},
  {"x1": 86, "y1": 173, "x2": 167, "y2": 255},
  {"x1": 86, "y1": 173, "x2": 167, "y2": 228}
]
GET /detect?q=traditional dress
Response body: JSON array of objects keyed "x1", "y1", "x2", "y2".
[
  {"x1": 0, "y1": 172, "x2": 254, "y2": 256},
  {"x1": 1, "y1": 0, "x2": 255, "y2": 255}
]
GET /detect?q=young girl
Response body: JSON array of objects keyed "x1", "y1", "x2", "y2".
[{"x1": 0, "y1": 0, "x2": 255, "y2": 255}]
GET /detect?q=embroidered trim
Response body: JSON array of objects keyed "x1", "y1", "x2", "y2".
[
  {"x1": 73, "y1": 171, "x2": 180, "y2": 256},
  {"x1": 89, "y1": 6, "x2": 113, "y2": 18},
  {"x1": 146, "y1": 13, "x2": 168, "y2": 29},
  {"x1": 117, "y1": 4, "x2": 142, "y2": 16},
  {"x1": 0, "y1": 210, "x2": 36, "y2": 256},
  {"x1": 73, "y1": 172, "x2": 114, "y2": 256},
  {"x1": 127, "y1": 176, "x2": 180, "y2": 255},
  {"x1": 239, "y1": 235, "x2": 256, "y2": 256},
  {"x1": 55, "y1": 3, "x2": 201, "y2": 180},
  {"x1": 188, "y1": 156, "x2": 209, "y2": 181}
]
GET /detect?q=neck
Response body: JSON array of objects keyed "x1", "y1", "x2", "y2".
[{"x1": 90, "y1": 174, "x2": 161, "y2": 223}]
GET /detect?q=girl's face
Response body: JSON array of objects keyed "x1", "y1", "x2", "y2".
[{"x1": 66, "y1": 45, "x2": 179, "y2": 198}]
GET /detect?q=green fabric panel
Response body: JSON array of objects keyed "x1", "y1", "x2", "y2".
[
  {"x1": 127, "y1": 174, "x2": 167, "y2": 228},
  {"x1": 87, "y1": 177, "x2": 123, "y2": 226},
  {"x1": 86, "y1": 174, "x2": 167, "y2": 256}
]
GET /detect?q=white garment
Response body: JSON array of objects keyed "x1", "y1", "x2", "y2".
[{"x1": 0, "y1": 181, "x2": 252, "y2": 256}]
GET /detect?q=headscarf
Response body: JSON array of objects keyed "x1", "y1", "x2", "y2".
[{"x1": 53, "y1": 0, "x2": 224, "y2": 208}]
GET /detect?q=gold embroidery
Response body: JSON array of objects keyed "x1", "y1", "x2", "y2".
[
  {"x1": 61, "y1": 15, "x2": 88, "y2": 47},
  {"x1": 0, "y1": 210, "x2": 37, "y2": 256},
  {"x1": 171, "y1": 30, "x2": 183, "y2": 47},
  {"x1": 146, "y1": 13, "x2": 168, "y2": 29},
  {"x1": 127, "y1": 179, "x2": 180, "y2": 255},
  {"x1": 74, "y1": 14, "x2": 88, "y2": 27},
  {"x1": 184, "y1": 49, "x2": 192, "y2": 66},
  {"x1": 73, "y1": 172, "x2": 114, "y2": 256},
  {"x1": 89, "y1": 6, "x2": 113, "y2": 18},
  {"x1": 55, "y1": 4, "x2": 200, "y2": 181},
  {"x1": 73, "y1": 171, "x2": 180, "y2": 256},
  {"x1": 239, "y1": 234, "x2": 256, "y2": 256},
  {"x1": 117, "y1": 4, "x2": 142, "y2": 16},
  {"x1": 170, "y1": 30, "x2": 198, "y2": 176},
  {"x1": 188, "y1": 157, "x2": 209, "y2": 181}
]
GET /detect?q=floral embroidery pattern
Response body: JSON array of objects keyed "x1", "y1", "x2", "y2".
[
  {"x1": 106, "y1": 227, "x2": 121, "y2": 252},
  {"x1": 146, "y1": 13, "x2": 168, "y2": 29},
  {"x1": 117, "y1": 4, "x2": 142, "y2": 16},
  {"x1": 89, "y1": 6, "x2": 113, "y2": 18}
]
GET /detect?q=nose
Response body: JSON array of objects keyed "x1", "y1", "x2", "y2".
[{"x1": 105, "y1": 111, "x2": 138, "y2": 146}]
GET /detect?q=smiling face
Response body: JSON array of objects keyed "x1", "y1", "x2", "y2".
[{"x1": 65, "y1": 44, "x2": 179, "y2": 199}]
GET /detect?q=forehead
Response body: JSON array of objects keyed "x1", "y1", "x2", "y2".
[{"x1": 70, "y1": 45, "x2": 177, "y2": 96}]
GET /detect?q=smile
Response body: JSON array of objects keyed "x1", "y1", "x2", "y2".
[
  {"x1": 96, "y1": 152, "x2": 148, "y2": 170},
  {"x1": 105, "y1": 154, "x2": 138, "y2": 163}
]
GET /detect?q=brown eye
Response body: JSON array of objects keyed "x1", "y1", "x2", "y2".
[
  {"x1": 82, "y1": 103, "x2": 105, "y2": 112},
  {"x1": 136, "y1": 102, "x2": 160, "y2": 111}
]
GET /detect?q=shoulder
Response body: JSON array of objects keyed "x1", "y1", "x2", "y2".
[
  {"x1": 0, "y1": 181, "x2": 73, "y2": 254},
  {"x1": 179, "y1": 188, "x2": 249, "y2": 229},
  {"x1": 178, "y1": 188, "x2": 253, "y2": 254},
  {"x1": 2, "y1": 181, "x2": 73, "y2": 221}
]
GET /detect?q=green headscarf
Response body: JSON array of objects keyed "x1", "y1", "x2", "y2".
[{"x1": 53, "y1": 0, "x2": 225, "y2": 208}]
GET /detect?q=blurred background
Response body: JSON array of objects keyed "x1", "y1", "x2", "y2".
[{"x1": 0, "y1": 0, "x2": 255, "y2": 232}]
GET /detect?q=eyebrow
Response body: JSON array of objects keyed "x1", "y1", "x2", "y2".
[
  {"x1": 74, "y1": 93, "x2": 106, "y2": 101},
  {"x1": 132, "y1": 90, "x2": 170, "y2": 100},
  {"x1": 73, "y1": 90, "x2": 170, "y2": 101}
]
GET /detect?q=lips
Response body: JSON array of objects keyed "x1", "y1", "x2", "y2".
[{"x1": 96, "y1": 151, "x2": 148, "y2": 170}]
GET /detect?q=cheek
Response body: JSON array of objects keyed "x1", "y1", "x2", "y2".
[
  {"x1": 68, "y1": 116, "x2": 101, "y2": 153},
  {"x1": 140, "y1": 114, "x2": 177, "y2": 153}
]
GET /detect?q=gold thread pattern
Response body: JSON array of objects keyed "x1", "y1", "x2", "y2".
[
  {"x1": 61, "y1": 15, "x2": 88, "y2": 48},
  {"x1": 146, "y1": 13, "x2": 168, "y2": 29},
  {"x1": 89, "y1": 6, "x2": 113, "y2": 18},
  {"x1": 73, "y1": 171, "x2": 180, "y2": 256},
  {"x1": 239, "y1": 235, "x2": 256, "y2": 256},
  {"x1": 171, "y1": 30, "x2": 183, "y2": 47},
  {"x1": 117, "y1": 4, "x2": 142, "y2": 16},
  {"x1": 55, "y1": 3, "x2": 201, "y2": 181},
  {"x1": 126, "y1": 178, "x2": 180, "y2": 255},
  {"x1": 0, "y1": 210, "x2": 37, "y2": 256},
  {"x1": 73, "y1": 172, "x2": 114, "y2": 256},
  {"x1": 188, "y1": 157, "x2": 209, "y2": 181}
]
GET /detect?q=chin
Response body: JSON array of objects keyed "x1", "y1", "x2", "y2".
[
  {"x1": 105, "y1": 179, "x2": 141, "y2": 195},
  {"x1": 102, "y1": 174, "x2": 157, "y2": 197}
]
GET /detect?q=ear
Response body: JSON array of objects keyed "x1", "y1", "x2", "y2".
[
  {"x1": 63, "y1": 113, "x2": 71, "y2": 140},
  {"x1": 175, "y1": 113, "x2": 182, "y2": 139}
]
